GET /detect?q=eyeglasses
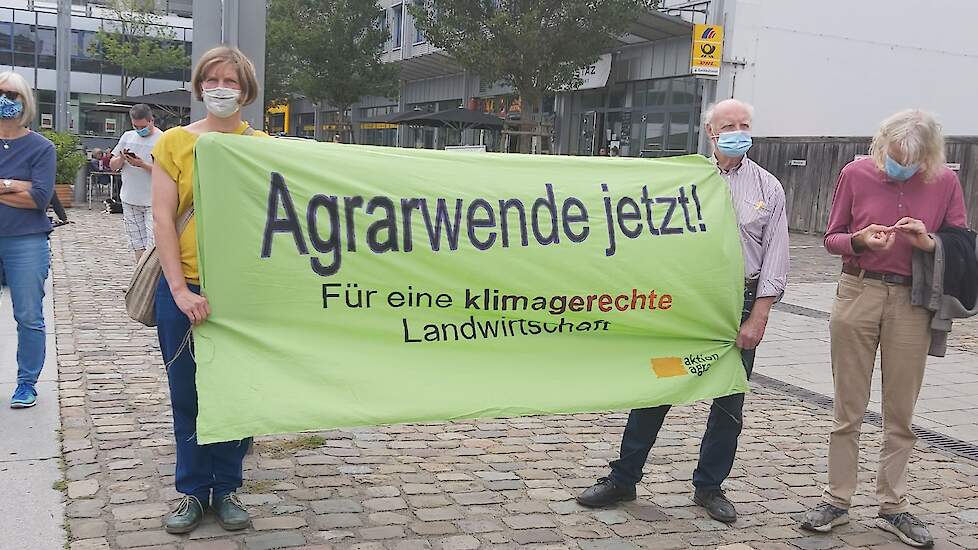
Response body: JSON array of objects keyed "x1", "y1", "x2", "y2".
[{"x1": 0, "y1": 91, "x2": 20, "y2": 101}]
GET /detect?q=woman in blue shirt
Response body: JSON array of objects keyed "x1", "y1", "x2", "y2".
[{"x1": 0, "y1": 71, "x2": 56, "y2": 409}]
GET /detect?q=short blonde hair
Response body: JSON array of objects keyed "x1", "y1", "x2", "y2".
[
  {"x1": 870, "y1": 109, "x2": 946, "y2": 182},
  {"x1": 0, "y1": 71, "x2": 36, "y2": 127},
  {"x1": 191, "y1": 46, "x2": 259, "y2": 106}
]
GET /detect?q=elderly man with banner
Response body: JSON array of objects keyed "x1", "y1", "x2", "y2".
[{"x1": 576, "y1": 99, "x2": 789, "y2": 524}]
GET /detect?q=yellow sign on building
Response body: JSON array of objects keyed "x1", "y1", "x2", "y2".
[{"x1": 691, "y1": 24, "x2": 724, "y2": 78}]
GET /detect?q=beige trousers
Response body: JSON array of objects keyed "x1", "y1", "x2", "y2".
[{"x1": 823, "y1": 273, "x2": 931, "y2": 514}]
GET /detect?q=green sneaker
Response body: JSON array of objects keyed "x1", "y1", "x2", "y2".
[
  {"x1": 214, "y1": 493, "x2": 250, "y2": 531},
  {"x1": 164, "y1": 495, "x2": 206, "y2": 534}
]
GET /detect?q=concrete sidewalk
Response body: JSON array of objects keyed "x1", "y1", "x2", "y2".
[
  {"x1": 0, "y1": 279, "x2": 65, "y2": 550},
  {"x1": 759, "y1": 282, "x2": 978, "y2": 444}
]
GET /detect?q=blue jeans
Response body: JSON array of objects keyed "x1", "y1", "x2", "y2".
[
  {"x1": 609, "y1": 283, "x2": 757, "y2": 491},
  {"x1": 156, "y1": 277, "x2": 251, "y2": 504},
  {"x1": 0, "y1": 233, "x2": 49, "y2": 386}
]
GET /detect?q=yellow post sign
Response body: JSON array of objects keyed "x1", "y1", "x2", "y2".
[{"x1": 691, "y1": 24, "x2": 724, "y2": 78}]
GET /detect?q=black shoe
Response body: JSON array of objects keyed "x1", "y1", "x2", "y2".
[
  {"x1": 576, "y1": 477, "x2": 637, "y2": 508},
  {"x1": 164, "y1": 495, "x2": 206, "y2": 534},
  {"x1": 694, "y1": 488, "x2": 737, "y2": 523}
]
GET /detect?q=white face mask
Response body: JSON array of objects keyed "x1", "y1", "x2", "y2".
[{"x1": 202, "y1": 87, "x2": 241, "y2": 118}]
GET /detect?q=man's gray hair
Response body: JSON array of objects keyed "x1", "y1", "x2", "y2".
[
  {"x1": 129, "y1": 103, "x2": 153, "y2": 121},
  {"x1": 701, "y1": 99, "x2": 755, "y2": 128}
]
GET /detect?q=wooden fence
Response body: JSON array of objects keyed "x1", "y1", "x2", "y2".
[{"x1": 749, "y1": 137, "x2": 978, "y2": 233}]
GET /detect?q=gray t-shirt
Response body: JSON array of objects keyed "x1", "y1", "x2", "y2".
[{"x1": 112, "y1": 128, "x2": 161, "y2": 206}]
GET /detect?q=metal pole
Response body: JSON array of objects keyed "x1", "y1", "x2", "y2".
[
  {"x1": 191, "y1": 0, "x2": 222, "y2": 122},
  {"x1": 55, "y1": 0, "x2": 71, "y2": 132},
  {"x1": 193, "y1": 0, "x2": 265, "y2": 128},
  {"x1": 697, "y1": 0, "x2": 724, "y2": 155}
]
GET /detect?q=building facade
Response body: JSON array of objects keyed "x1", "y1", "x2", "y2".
[
  {"x1": 2, "y1": 0, "x2": 192, "y2": 148},
  {"x1": 284, "y1": 2, "x2": 703, "y2": 158}
]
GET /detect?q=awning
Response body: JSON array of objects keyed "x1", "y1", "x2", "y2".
[
  {"x1": 622, "y1": 10, "x2": 692, "y2": 43},
  {"x1": 399, "y1": 108, "x2": 504, "y2": 131},
  {"x1": 111, "y1": 89, "x2": 191, "y2": 109}
]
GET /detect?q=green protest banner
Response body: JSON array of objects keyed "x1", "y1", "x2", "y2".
[{"x1": 192, "y1": 135, "x2": 747, "y2": 444}]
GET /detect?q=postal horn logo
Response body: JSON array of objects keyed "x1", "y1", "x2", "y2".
[{"x1": 701, "y1": 27, "x2": 717, "y2": 40}]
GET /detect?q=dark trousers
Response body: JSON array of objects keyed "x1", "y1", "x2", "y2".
[
  {"x1": 609, "y1": 284, "x2": 757, "y2": 491},
  {"x1": 156, "y1": 277, "x2": 251, "y2": 504}
]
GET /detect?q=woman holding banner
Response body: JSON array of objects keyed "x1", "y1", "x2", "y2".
[{"x1": 151, "y1": 46, "x2": 267, "y2": 535}]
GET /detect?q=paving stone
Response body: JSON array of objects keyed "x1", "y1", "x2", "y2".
[
  {"x1": 184, "y1": 541, "x2": 240, "y2": 550},
  {"x1": 358, "y1": 525, "x2": 406, "y2": 540},
  {"x1": 592, "y1": 509, "x2": 630, "y2": 525},
  {"x1": 69, "y1": 519, "x2": 109, "y2": 539},
  {"x1": 310, "y1": 499, "x2": 363, "y2": 514},
  {"x1": 409, "y1": 521, "x2": 460, "y2": 536},
  {"x1": 70, "y1": 538, "x2": 110, "y2": 550},
  {"x1": 526, "y1": 488, "x2": 574, "y2": 501},
  {"x1": 456, "y1": 519, "x2": 505, "y2": 534},
  {"x1": 362, "y1": 497, "x2": 408, "y2": 511},
  {"x1": 415, "y1": 507, "x2": 465, "y2": 522},
  {"x1": 111, "y1": 503, "x2": 170, "y2": 521},
  {"x1": 252, "y1": 516, "x2": 308, "y2": 530},
  {"x1": 508, "y1": 528, "x2": 564, "y2": 544},
  {"x1": 435, "y1": 535, "x2": 480, "y2": 550},
  {"x1": 244, "y1": 532, "x2": 308, "y2": 550},
  {"x1": 314, "y1": 512, "x2": 363, "y2": 529},
  {"x1": 115, "y1": 530, "x2": 182, "y2": 548},
  {"x1": 502, "y1": 513, "x2": 557, "y2": 529},
  {"x1": 68, "y1": 479, "x2": 100, "y2": 499}
]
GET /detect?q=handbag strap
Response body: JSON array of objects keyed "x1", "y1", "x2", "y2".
[{"x1": 176, "y1": 205, "x2": 194, "y2": 235}]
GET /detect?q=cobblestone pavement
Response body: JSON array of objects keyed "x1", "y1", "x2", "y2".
[{"x1": 51, "y1": 211, "x2": 978, "y2": 550}]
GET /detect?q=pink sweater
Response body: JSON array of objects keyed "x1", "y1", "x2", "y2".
[{"x1": 823, "y1": 157, "x2": 968, "y2": 277}]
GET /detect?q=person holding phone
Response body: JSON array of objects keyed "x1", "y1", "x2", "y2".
[{"x1": 110, "y1": 104, "x2": 160, "y2": 262}]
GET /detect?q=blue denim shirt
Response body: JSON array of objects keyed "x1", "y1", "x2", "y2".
[{"x1": 0, "y1": 131, "x2": 56, "y2": 237}]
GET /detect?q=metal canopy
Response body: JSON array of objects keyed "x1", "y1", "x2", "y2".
[
  {"x1": 110, "y1": 89, "x2": 192, "y2": 109},
  {"x1": 623, "y1": 9, "x2": 693, "y2": 43},
  {"x1": 393, "y1": 51, "x2": 463, "y2": 81}
]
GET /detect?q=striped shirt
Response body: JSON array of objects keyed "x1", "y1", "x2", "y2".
[{"x1": 717, "y1": 156, "x2": 790, "y2": 299}]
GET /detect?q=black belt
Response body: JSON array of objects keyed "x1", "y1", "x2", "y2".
[{"x1": 842, "y1": 265, "x2": 912, "y2": 286}]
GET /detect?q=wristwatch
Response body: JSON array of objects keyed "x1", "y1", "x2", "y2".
[{"x1": 2, "y1": 179, "x2": 11, "y2": 191}]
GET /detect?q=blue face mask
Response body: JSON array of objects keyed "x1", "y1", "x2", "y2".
[
  {"x1": 0, "y1": 96, "x2": 23, "y2": 119},
  {"x1": 884, "y1": 155, "x2": 919, "y2": 181},
  {"x1": 135, "y1": 126, "x2": 152, "y2": 138},
  {"x1": 715, "y1": 130, "x2": 752, "y2": 157}
]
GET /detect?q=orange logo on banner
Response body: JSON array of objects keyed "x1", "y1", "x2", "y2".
[{"x1": 651, "y1": 357, "x2": 687, "y2": 378}]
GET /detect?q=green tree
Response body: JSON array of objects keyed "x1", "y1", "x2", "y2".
[
  {"x1": 91, "y1": 0, "x2": 189, "y2": 98},
  {"x1": 267, "y1": 0, "x2": 399, "y2": 142},
  {"x1": 410, "y1": 0, "x2": 657, "y2": 153}
]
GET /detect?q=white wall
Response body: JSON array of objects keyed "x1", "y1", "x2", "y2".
[{"x1": 723, "y1": 0, "x2": 978, "y2": 136}]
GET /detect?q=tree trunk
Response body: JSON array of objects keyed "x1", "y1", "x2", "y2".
[{"x1": 518, "y1": 95, "x2": 536, "y2": 154}]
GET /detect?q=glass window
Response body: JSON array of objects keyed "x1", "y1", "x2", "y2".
[
  {"x1": 413, "y1": 0, "x2": 425, "y2": 43},
  {"x1": 0, "y1": 21, "x2": 12, "y2": 51},
  {"x1": 642, "y1": 112, "x2": 665, "y2": 151},
  {"x1": 635, "y1": 79, "x2": 670, "y2": 107},
  {"x1": 670, "y1": 78, "x2": 698, "y2": 106},
  {"x1": 37, "y1": 26, "x2": 55, "y2": 56},
  {"x1": 608, "y1": 85, "x2": 627, "y2": 109},
  {"x1": 391, "y1": 4, "x2": 402, "y2": 49},
  {"x1": 667, "y1": 111, "x2": 691, "y2": 151},
  {"x1": 13, "y1": 23, "x2": 33, "y2": 53},
  {"x1": 579, "y1": 92, "x2": 605, "y2": 110}
]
